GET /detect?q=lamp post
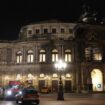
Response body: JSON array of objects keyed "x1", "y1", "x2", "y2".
[{"x1": 55, "y1": 60, "x2": 67, "y2": 100}]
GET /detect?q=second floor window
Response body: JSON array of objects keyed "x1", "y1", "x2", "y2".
[
  {"x1": 27, "y1": 50, "x2": 34, "y2": 63},
  {"x1": 39, "y1": 49, "x2": 46, "y2": 62},
  {"x1": 61, "y1": 28, "x2": 65, "y2": 33},
  {"x1": 16, "y1": 51, "x2": 22, "y2": 63},
  {"x1": 52, "y1": 28, "x2": 56, "y2": 33},
  {"x1": 93, "y1": 48, "x2": 102, "y2": 61},
  {"x1": 52, "y1": 49, "x2": 58, "y2": 62},
  {"x1": 44, "y1": 29, "x2": 48, "y2": 34},
  {"x1": 36, "y1": 29, "x2": 40, "y2": 34},
  {"x1": 85, "y1": 47, "x2": 91, "y2": 61},
  {"x1": 28, "y1": 30, "x2": 32, "y2": 35},
  {"x1": 85, "y1": 47, "x2": 102, "y2": 61},
  {"x1": 65, "y1": 49, "x2": 71, "y2": 62}
]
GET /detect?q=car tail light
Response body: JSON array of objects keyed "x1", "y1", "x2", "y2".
[
  {"x1": 24, "y1": 94, "x2": 30, "y2": 98},
  {"x1": 35, "y1": 94, "x2": 39, "y2": 98},
  {"x1": 36, "y1": 94, "x2": 39, "y2": 97}
]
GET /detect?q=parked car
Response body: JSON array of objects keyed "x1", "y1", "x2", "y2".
[
  {"x1": 15, "y1": 88, "x2": 40, "y2": 104},
  {"x1": 4, "y1": 86, "x2": 22, "y2": 98},
  {"x1": 40, "y1": 87, "x2": 51, "y2": 93}
]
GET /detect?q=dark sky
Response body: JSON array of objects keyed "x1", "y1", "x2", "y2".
[{"x1": 0, "y1": 0, "x2": 105, "y2": 40}]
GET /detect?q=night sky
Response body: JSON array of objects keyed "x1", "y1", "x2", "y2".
[{"x1": 0, "y1": 0, "x2": 105, "y2": 40}]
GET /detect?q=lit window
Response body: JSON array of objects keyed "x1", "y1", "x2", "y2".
[
  {"x1": 16, "y1": 51, "x2": 22, "y2": 63},
  {"x1": 65, "y1": 49, "x2": 71, "y2": 62},
  {"x1": 93, "y1": 48, "x2": 102, "y2": 61},
  {"x1": 85, "y1": 47, "x2": 102, "y2": 61},
  {"x1": 52, "y1": 49, "x2": 58, "y2": 62},
  {"x1": 53, "y1": 73, "x2": 58, "y2": 77},
  {"x1": 39, "y1": 49, "x2": 46, "y2": 62},
  {"x1": 85, "y1": 47, "x2": 91, "y2": 61},
  {"x1": 28, "y1": 73, "x2": 33, "y2": 80},
  {"x1": 16, "y1": 74, "x2": 21, "y2": 80},
  {"x1": 27, "y1": 50, "x2": 34, "y2": 63},
  {"x1": 5, "y1": 76, "x2": 10, "y2": 80},
  {"x1": 66, "y1": 73, "x2": 71, "y2": 78},
  {"x1": 40, "y1": 74, "x2": 44, "y2": 78}
]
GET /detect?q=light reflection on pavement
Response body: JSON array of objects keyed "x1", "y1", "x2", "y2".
[{"x1": 0, "y1": 101, "x2": 15, "y2": 105}]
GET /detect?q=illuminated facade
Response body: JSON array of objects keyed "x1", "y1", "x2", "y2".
[{"x1": 0, "y1": 20, "x2": 105, "y2": 93}]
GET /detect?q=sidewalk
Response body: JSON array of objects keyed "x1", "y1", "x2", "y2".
[
  {"x1": 40, "y1": 92, "x2": 105, "y2": 100},
  {"x1": 0, "y1": 92, "x2": 105, "y2": 101}
]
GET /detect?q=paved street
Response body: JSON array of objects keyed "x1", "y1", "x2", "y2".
[{"x1": 0, "y1": 93, "x2": 105, "y2": 105}]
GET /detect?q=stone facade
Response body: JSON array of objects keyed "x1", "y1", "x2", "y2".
[{"x1": 0, "y1": 20, "x2": 105, "y2": 93}]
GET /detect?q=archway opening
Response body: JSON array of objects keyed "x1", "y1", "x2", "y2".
[{"x1": 91, "y1": 69, "x2": 103, "y2": 91}]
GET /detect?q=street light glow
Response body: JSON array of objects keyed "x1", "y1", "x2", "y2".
[
  {"x1": 54, "y1": 59, "x2": 67, "y2": 100},
  {"x1": 55, "y1": 60, "x2": 67, "y2": 71}
]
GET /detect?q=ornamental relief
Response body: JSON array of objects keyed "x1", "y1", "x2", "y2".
[{"x1": 85, "y1": 31, "x2": 98, "y2": 41}]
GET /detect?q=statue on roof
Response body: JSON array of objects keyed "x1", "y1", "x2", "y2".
[{"x1": 79, "y1": 4, "x2": 97, "y2": 24}]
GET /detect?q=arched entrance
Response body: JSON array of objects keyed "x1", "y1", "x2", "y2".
[{"x1": 91, "y1": 69, "x2": 103, "y2": 91}]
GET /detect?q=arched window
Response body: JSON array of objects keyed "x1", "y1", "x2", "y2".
[
  {"x1": 65, "y1": 49, "x2": 71, "y2": 62},
  {"x1": 52, "y1": 73, "x2": 58, "y2": 77},
  {"x1": 28, "y1": 73, "x2": 34, "y2": 80},
  {"x1": 16, "y1": 74, "x2": 22, "y2": 80},
  {"x1": 39, "y1": 49, "x2": 46, "y2": 62},
  {"x1": 27, "y1": 50, "x2": 34, "y2": 63},
  {"x1": 52, "y1": 49, "x2": 58, "y2": 62},
  {"x1": 16, "y1": 51, "x2": 22, "y2": 63}
]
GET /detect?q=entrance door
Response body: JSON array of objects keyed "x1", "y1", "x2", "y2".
[
  {"x1": 65, "y1": 80, "x2": 72, "y2": 93},
  {"x1": 52, "y1": 80, "x2": 58, "y2": 92},
  {"x1": 91, "y1": 69, "x2": 103, "y2": 91},
  {"x1": 39, "y1": 80, "x2": 45, "y2": 92}
]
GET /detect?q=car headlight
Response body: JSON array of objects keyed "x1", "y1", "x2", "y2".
[
  {"x1": 19, "y1": 91, "x2": 22, "y2": 95},
  {"x1": 6, "y1": 90, "x2": 12, "y2": 95}
]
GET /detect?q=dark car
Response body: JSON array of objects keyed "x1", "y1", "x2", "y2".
[{"x1": 15, "y1": 88, "x2": 40, "y2": 104}]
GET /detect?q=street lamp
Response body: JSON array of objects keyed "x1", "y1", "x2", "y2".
[{"x1": 55, "y1": 60, "x2": 67, "y2": 100}]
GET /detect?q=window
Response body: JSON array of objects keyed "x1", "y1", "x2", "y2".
[
  {"x1": 16, "y1": 51, "x2": 22, "y2": 63},
  {"x1": 40, "y1": 73, "x2": 44, "y2": 78},
  {"x1": 85, "y1": 47, "x2": 91, "y2": 61},
  {"x1": 39, "y1": 49, "x2": 46, "y2": 62},
  {"x1": 52, "y1": 73, "x2": 58, "y2": 77},
  {"x1": 52, "y1": 49, "x2": 58, "y2": 62},
  {"x1": 61, "y1": 28, "x2": 65, "y2": 33},
  {"x1": 36, "y1": 29, "x2": 40, "y2": 34},
  {"x1": 65, "y1": 49, "x2": 71, "y2": 62},
  {"x1": 28, "y1": 73, "x2": 34, "y2": 80},
  {"x1": 16, "y1": 74, "x2": 22, "y2": 80},
  {"x1": 28, "y1": 30, "x2": 32, "y2": 35},
  {"x1": 66, "y1": 73, "x2": 71, "y2": 78},
  {"x1": 52, "y1": 28, "x2": 56, "y2": 33},
  {"x1": 27, "y1": 50, "x2": 34, "y2": 63},
  {"x1": 85, "y1": 47, "x2": 102, "y2": 61},
  {"x1": 44, "y1": 28, "x2": 48, "y2": 34},
  {"x1": 93, "y1": 48, "x2": 102, "y2": 61}
]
